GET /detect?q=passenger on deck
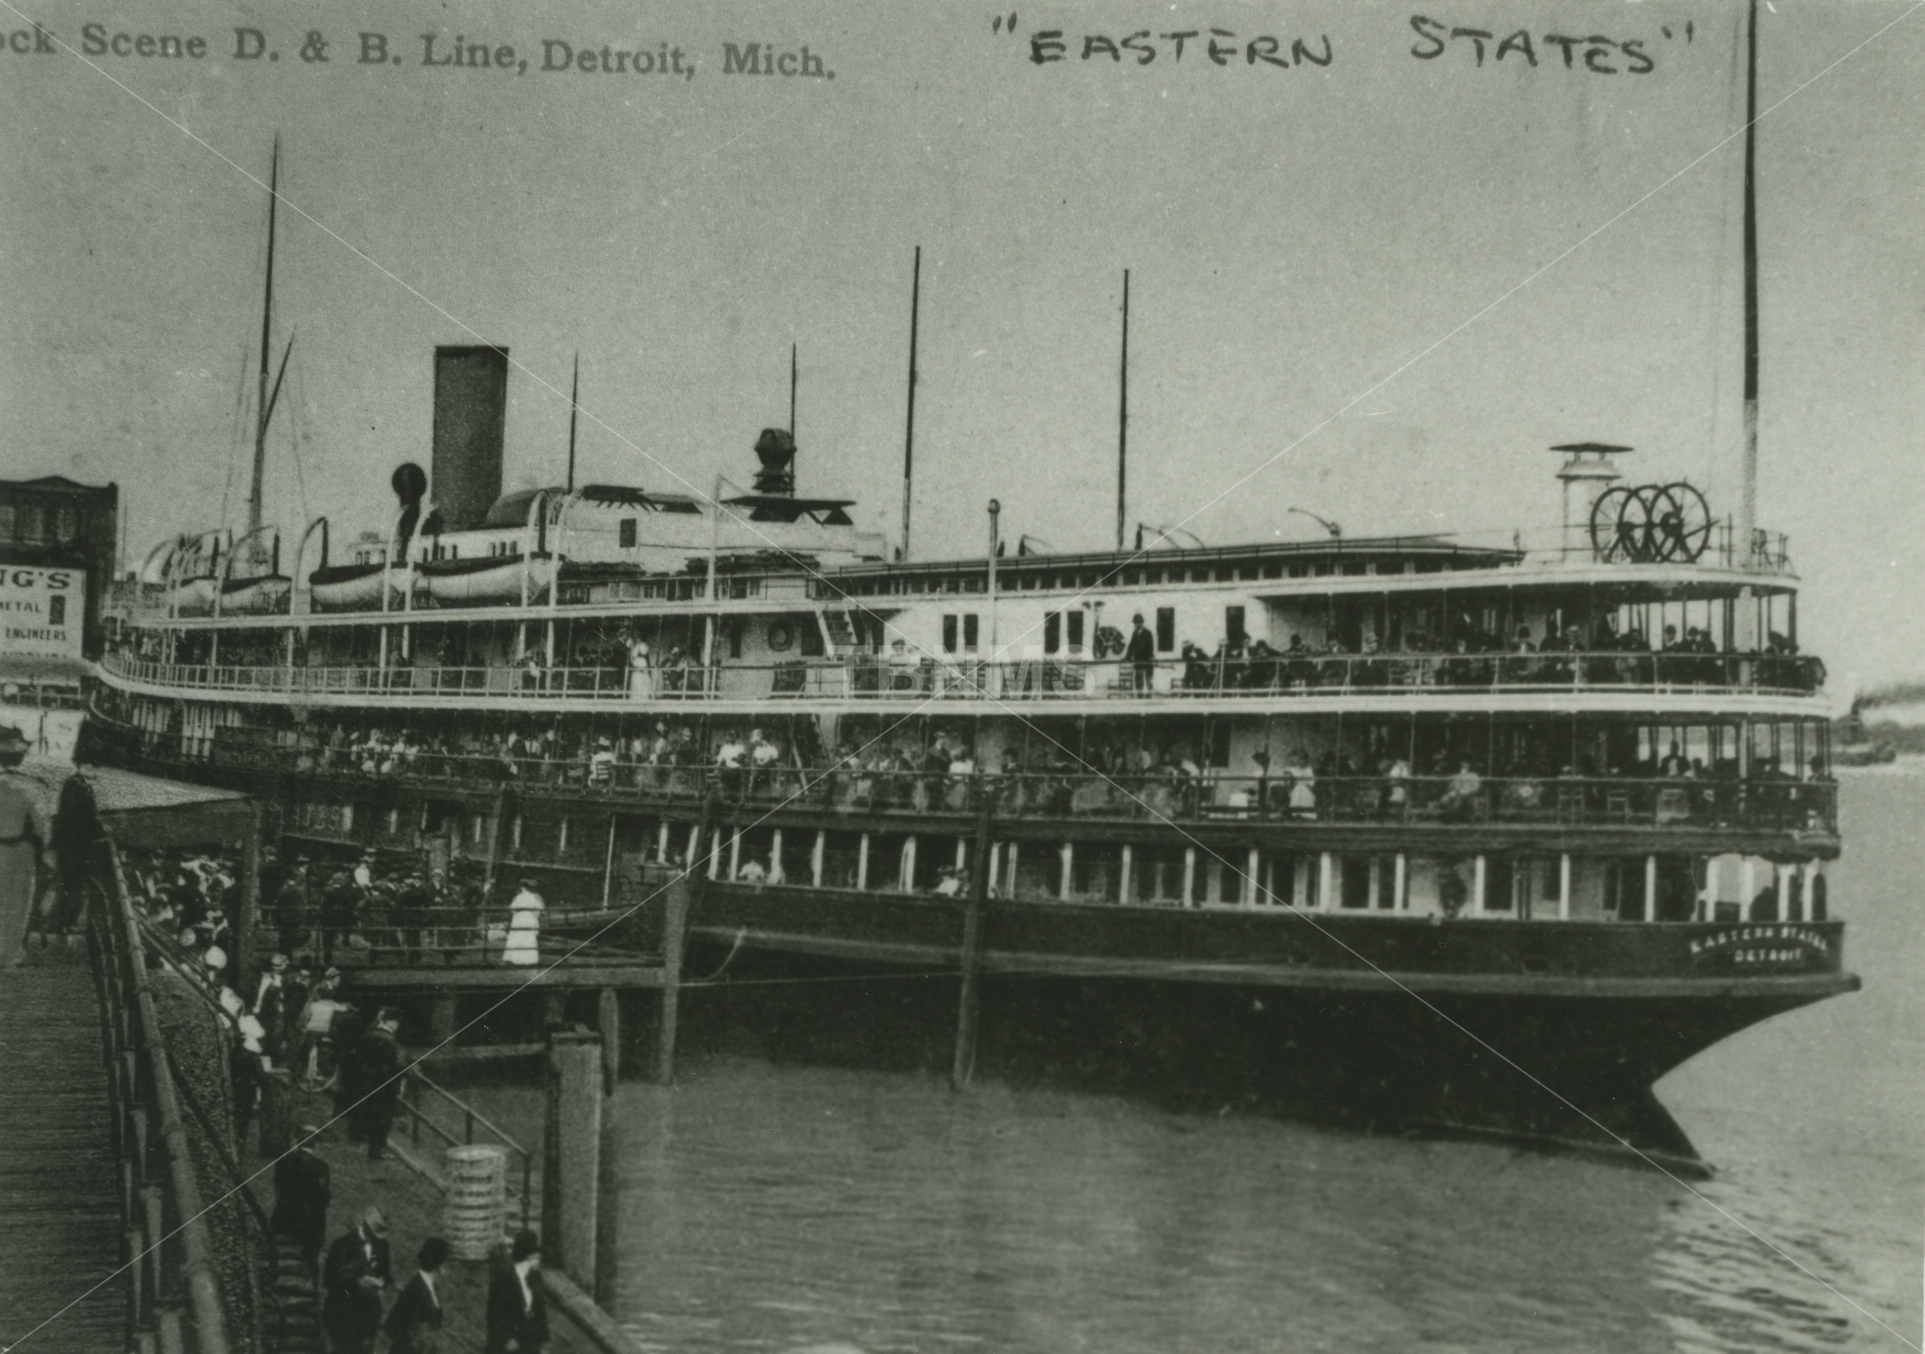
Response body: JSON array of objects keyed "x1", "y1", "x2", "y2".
[
  {"x1": 503, "y1": 878, "x2": 543, "y2": 967},
  {"x1": 887, "y1": 637, "x2": 920, "y2": 691},
  {"x1": 589, "y1": 738, "x2": 617, "y2": 788},
  {"x1": 1281, "y1": 749, "x2": 1317, "y2": 817},
  {"x1": 1436, "y1": 760, "x2": 1484, "y2": 822},
  {"x1": 1124, "y1": 613, "x2": 1156, "y2": 693}
]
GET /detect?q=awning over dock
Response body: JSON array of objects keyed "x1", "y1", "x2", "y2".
[{"x1": 73, "y1": 761, "x2": 257, "y2": 848}]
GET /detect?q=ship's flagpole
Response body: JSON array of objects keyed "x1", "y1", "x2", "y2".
[
  {"x1": 901, "y1": 246, "x2": 921, "y2": 562},
  {"x1": 1117, "y1": 269, "x2": 1129, "y2": 552},
  {"x1": 1739, "y1": 0, "x2": 1760, "y2": 571},
  {"x1": 565, "y1": 352, "x2": 580, "y2": 494},
  {"x1": 789, "y1": 342, "x2": 798, "y2": 438},
  {"x1": 246, "y1": 134, "x2": 280, "y2": 547}
]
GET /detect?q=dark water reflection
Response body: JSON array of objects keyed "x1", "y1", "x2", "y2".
[{"x1": 468, "y1": 772, "x2": 1923, "y2": 1353}]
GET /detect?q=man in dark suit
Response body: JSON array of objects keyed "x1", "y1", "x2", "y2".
[
  {"x1": 321, "y1": 1206, "x2": 391, "y2": 1354},
  {"x1": 349, "y1": 1009, "x2": 404, "y2": 1160},
  {"x1": 384, "y1": 1236, "x2": 450, "y2": 1354},
  {"x1": 485, "y1": 1229, "x2": 548, "y2": 1353},
  {"x1": 1123, "y1": 612, "x2": 1156, "y2": 694},
  {"x1": 269, "y1": 1132, "x2": 331, "y2": 1281}
]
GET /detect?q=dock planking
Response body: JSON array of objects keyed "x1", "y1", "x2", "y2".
[{"x1": 0, "y1": 948, "x2": 125, "y2": 1353}]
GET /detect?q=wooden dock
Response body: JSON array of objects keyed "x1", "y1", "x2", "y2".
[{"x1": 0, "y1": 947, "x2": 125, "y2": 1353}]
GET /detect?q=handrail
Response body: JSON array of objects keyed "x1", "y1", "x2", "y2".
[
  {"x1": 98, "y1": 843, "x2": 233, "y2": 1354},
  {"x1": 396, "y1": 1066, "x2": 535, "y2": 1229},
  {"x1": 97, "y1": 648, "x2": 1830, "y2": 702},
  {"x1": 89, "y1": 704, "x2": 1838, "y2": 836}
]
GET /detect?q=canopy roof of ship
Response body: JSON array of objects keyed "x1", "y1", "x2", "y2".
[
  {"x1": 482, "y1": 484, "x2": 703, "y2": 525},
  {"x1": 827, "y1": 535, "x2": 1520, "y2": 591},
  {"x1": 475, "y1": 483, "x2": 856, "y2": 527}
]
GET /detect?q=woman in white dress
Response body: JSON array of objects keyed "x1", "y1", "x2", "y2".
[
  {"x1": 626, "y1": 636, "x2": 653, "y2": 700},
  {"x1": 503, "y1": 878, "x2": 543, "y2": 966}
]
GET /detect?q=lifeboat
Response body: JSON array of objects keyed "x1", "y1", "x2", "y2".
[
  {"x1": 167, "y1": 575, "x2": 220, "y2": 616},
  {"x1": 416, "y1": 551, "x2": 556, "y2": 606},
  {"x1": 219, "y1": 573, "x2": 292, "y2": 615},
  {"x1": 308, "y1": 562, "x2": 409, "y2": 611}
]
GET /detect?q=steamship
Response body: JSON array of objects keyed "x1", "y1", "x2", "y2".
[
  {"x1": 84, "y1": 341, "x2": 1853, "y2": 1169},
  {"x1": 83, "y1": 7, "x2": 1854, "y2": 1168}
]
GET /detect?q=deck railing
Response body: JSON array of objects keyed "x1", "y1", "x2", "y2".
[
  {"x1": 91, "y1": 846, "x2": 234, "y2": 1354},
  {"x1": 100, "y1": 717, "x2": 1839, "y2": 836},
  {"x1": 101, "y1": 648, "x2": 1829, "y2": 703}
]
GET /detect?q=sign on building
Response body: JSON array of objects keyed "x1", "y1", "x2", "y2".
[{"x1": 0, "y1": 565, "x2": 84, "y2": 660}]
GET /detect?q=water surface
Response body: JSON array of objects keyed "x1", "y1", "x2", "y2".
[{"x1": 472, "y1": 771, "x2": 1923, "y2": 1353}]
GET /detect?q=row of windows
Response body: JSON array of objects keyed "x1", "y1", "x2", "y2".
[
  {"x1": 831, "y1": 558, "x2": 1444, "y2": 599},
  {"x1": 938, "y1": 606, "x2": 1190, "y2": 655},
  {"x1": 0, "y1": 502, "x2": 90, "y2": 547}
]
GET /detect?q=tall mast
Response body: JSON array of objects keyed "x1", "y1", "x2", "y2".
[
  {"x1": 901, "y1": 246, "x2": 921, "y2": 561},
  {"x1": 1739, "y1": 0, "x2": 1760, "y2": 567},
  {"x1": 1117, "y1": 269, "x2": 1130, "y2": 552},
  {"x1": 789, "y1": 342, "x2": 798, "y2": 437},
  {"x1": 565, "y1": 352, "x2": 580, "y2": 493},
  {"x1": 246, "y1": 134, "x2": 280, "y2": 543}
]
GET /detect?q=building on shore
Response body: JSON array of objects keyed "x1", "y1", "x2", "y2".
[{"x1": 0, "y1": 475, "x2": 119, "y2": 694}]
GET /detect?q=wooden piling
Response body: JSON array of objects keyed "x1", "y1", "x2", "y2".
[
  {"x1": 951, "y1": 797, "x2": 995, "y2": 1091},
  {"x1": 652, "y1": 871, "x2": 690, "y2": 1085},
  {"x1": 542, "y1": 1029, "x2": 604, "y2": 1295},
  {"x1": 597, "y1": 987, "x2": 620, "y2": 1091}
]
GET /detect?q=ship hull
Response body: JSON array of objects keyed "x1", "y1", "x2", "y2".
[
  {"x1": 74, "y1": 719, "x2": 1856, "y2": 1172},
  {"x1": 675, "y1": 883, "x2": 1853, "y2": 1173}
]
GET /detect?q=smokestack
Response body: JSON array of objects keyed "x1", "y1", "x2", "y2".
[
  {"x1": 431, "y1": 346, "x2": 509, "y2": 530},
  {"x1": 753, "y1": 428, "x2": 797, "y2": 495}
]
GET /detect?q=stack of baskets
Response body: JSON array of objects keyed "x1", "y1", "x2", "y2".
[{"x1": 442, "y1": 1144, "x2": 508, "y2": 1260}]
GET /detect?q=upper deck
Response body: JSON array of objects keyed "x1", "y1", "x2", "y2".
[{"x1": 107, "y1": 523, "x2": 1821, "y2": 718}]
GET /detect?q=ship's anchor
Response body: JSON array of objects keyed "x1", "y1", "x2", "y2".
[{"x1": 1589, "y1": 482, "x2": 1713, "y2": 563}]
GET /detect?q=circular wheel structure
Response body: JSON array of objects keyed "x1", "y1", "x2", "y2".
[
  {"x1": 1589, "y1": 482, "x2": 1713, "y2": 563},
  {"x1": 1647, "y1": 482, "x2": 1713, "y2": 562}
]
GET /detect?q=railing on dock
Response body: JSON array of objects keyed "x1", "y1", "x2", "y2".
[
  {"x1": 99, "y1": 648, "x2": 1829, "y2": 704},
  {"x1": 92, "y1": 847, "x2": 234, "y2": 1354},
  {"x1": 395, "y1": 1068, "x2": 536, "y2": 1229},
  {"x1": 250, "y1": 901, "x2": 652, "y2": 968}
]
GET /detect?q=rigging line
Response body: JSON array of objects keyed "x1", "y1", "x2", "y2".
[
  {"x1": 19, "y1": 697, "x2": 1022, "y2": 1345},
  {"x1": 218, "y1": 340, "x2": 249, "y2": 533},
  {"x1": 13, "y1": 27, "x2": 911, "y2": 632},
  {"x1": 900, "y1": 695, "x2": 1910, "y2": 1347},
  {"x1": 916, "y1": 0, "x2": 1925, "y2": 675},
  {"x1": 34, "y1": 24, "x2": 1904, "y2": 1351},
  {"x1": 288, "y1": 353, "x2": 311, "y2": 531},
  {"x1": 1146, "y1": 3, "x2": 1925, "y2": 564},
  {"x1": 14, "y1": 21, "x2": 875, "y2": 635}
]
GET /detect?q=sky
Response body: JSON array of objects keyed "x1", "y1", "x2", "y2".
[{"x1": 2, "y1": 0, "x2": 1920, "y2": 691}]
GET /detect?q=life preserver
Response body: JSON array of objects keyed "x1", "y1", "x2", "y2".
[
  {"x1": 766, "y1": 621, "x2": 795, "y2": 652},
  {"x1": 1094, "y1": 625, "x2": 1126, "y2": 659}
]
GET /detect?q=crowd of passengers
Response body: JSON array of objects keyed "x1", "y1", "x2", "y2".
[
  {"x1": 1168, "y1": 623, "x2": 1817, "y2": 692},
  {"x1": 264, "y1": 717, "x2": 1832, "y2": 829},
  {"x1": 123, "y1": 614, "x2": 1821, "y2": 696}
]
